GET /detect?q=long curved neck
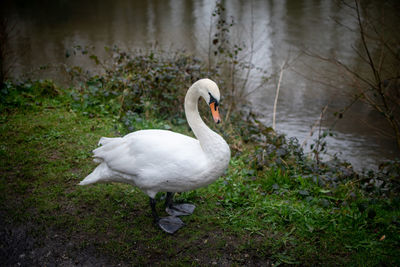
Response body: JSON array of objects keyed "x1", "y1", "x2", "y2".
[{"x1": 184, "y1": 84, "x2": 220, "y2": 155}]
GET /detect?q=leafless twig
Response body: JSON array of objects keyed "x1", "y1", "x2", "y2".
[{"x1": 272, "y1": 61, "x2": 286, "y2": 131}]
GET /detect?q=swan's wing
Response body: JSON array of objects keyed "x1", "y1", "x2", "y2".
[{"x1": 93, "y1": 130, "x2": 207, "y2": 178}]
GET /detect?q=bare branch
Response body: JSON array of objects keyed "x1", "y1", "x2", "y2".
[
  {"x1": 355, "y1": 0, "x2": 381, "y2": 86},
  {"x1": 239, "y1": 0, "x2": 255, "y2": 97},
  {"x1": 272, "y1": 62, "x2": 285, "y2": 131}
]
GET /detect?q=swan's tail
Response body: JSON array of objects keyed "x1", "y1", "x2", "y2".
[
  {"x1": 79, "y1": 162, "x2": 111, "y2": 185},
  {"x1": 79, "y1": 136, "x2": 123, "y2": 185}
]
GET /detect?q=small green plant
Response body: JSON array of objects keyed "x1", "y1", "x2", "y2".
[
  {"x1": 0, "y1": 80, "x2": 61, "y2": 112},
  {"x1": 65, "y1": 46, "x2": 213, "y2": 123}
]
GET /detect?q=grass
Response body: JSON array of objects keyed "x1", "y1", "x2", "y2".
[{"x1": 1, "y1": 78, "x2": 399, "y2": 265}]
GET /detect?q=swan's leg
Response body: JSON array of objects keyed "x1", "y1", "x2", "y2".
[
  {"x1": 149, "y1": 197, "x2": 159, "y2": 221},
  {"x1": 149, "y1": 197, "x2": 184, "y2": 234},
  {"x1": 165, "y1": 192, "x2": 196, "y2": 216},
  {"x1": 165, "y1": 192, "x2": 174, "y2": 208}
]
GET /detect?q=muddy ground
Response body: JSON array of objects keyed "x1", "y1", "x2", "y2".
[{"x1": 0, "y1": 218, "x2": 128, "y2": 267}]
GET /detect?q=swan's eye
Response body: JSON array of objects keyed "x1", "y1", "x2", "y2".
[{"x1": 208, "y1": 92, "x2": 219, "y2": 110}]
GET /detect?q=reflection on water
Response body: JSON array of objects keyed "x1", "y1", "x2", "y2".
[{"x1": 3, "y1": 0, "x2": 399, "y2": 170}]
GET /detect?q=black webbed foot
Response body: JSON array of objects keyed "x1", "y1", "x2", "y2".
[
  {"x1": 166, "y1": 203, "x2": 196, "y2": 216},
  {"x1": 150, "y1": 196, "x2": 186, "y2": 234},
  {"x1": 164, "y1": 192, "x2": 196, "y2": 216},
  {"x1": 157, "y1": 216, "x2": 185, "y2": 234}
]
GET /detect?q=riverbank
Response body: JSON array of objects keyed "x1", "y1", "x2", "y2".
[{"x1": 1, "y1": 51, "x2": 399, "y2": 265}]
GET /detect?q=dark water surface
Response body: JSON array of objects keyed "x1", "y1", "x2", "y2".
[{"x1": 3, "y1": 0, "x2": 399, "y2": 170}]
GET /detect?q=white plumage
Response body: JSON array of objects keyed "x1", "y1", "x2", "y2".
[{"x1": 79, "y1": 78, "x2": 230, "y2": 201}]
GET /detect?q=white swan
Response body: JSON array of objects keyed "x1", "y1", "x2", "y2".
[{"x1": 79, "y1": 78, "x2": 231, "y2": 233}]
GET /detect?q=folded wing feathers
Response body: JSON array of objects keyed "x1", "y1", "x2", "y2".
[
  {"x1": 93, "y1": 137, "x2": 122, "y2": 163},
  {"x1": 81, "y1": 137, "x2": 133, "y2": 185}
]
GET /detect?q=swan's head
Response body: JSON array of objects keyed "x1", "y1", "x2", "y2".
[{"x1": 196, "y1": 79, "x2": 222, "y2": 124}]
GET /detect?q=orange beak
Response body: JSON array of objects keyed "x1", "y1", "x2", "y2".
[{"x1": 209, "y1": 102, "x2": 221, "y2": 124}]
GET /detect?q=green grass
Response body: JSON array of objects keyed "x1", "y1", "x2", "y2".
[{"x1": 1, "y1": 84, "x2": 399, "y2": 266}]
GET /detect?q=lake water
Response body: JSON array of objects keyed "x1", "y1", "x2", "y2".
[{"x1": 3, "y1": 0, "x2": 399, "y2": 171}]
